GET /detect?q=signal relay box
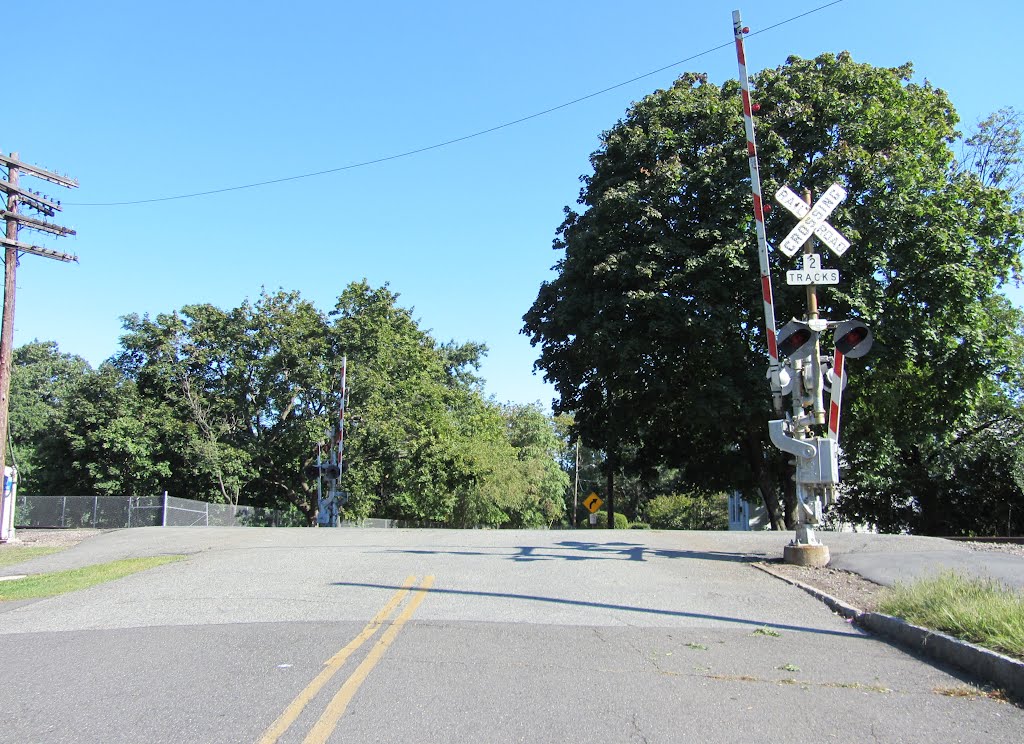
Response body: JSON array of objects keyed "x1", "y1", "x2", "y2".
[{"x1": 796, "y1": 437, "x2": 840, "y2": 485}]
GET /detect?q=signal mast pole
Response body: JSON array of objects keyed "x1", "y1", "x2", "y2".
[
  {"x1": 0, "y1": 151, "x2": 78, "y2": 543},
  {"x1": 313, "y1": 356, "x2": 348, "y2": 527}
]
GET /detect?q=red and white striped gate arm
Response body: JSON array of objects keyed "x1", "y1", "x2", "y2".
[
  {"x1": 827, "y1": 349, "x2": 845, "y2": 443},
  {"x1": 733, "y1": 10, "x2": 783, "y2": 413}
]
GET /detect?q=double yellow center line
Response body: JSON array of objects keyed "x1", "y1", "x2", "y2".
[{"x1": 258, "y1": 575, "x2": 435, "y2": 744}]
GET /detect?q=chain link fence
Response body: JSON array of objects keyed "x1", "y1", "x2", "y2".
[{"x1": 15, "y1": 494, "x2": 311, "y2": 529}]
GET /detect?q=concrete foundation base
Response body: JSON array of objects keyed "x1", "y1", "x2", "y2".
[{"x1": 784, "y1": 543, "x2": 830, "y2": 567}]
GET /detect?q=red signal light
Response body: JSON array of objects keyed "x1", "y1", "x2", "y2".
[
  {"x1": 777, "y1": 320, "x2": 818, "y2": 360},
  {"x1": 834, "y1": 320, "x2": 873, "y2": 358},
  {"x1": 780, "y1": 329, "x2": 812, "y2": 357}
]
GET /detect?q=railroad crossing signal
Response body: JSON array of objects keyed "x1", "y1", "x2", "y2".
[
  {"x1": 583, "y1": 492, "x2": 603, "y2": 514},
  {"x1": 775, "y1": 184, "x2": 850, "y2": 257}
]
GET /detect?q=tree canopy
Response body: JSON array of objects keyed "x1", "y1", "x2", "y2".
[
  {"x1": 11, "y1": 282, "x2": 568, "y2": 528},
  {"x1": 523, "y1": 53, "x2": 1024, "y2": 535}
]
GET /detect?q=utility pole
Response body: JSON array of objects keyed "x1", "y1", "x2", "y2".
[
  {"x1": 0, "y1": 150, "x2": 78, "y2": 543},
  {"x1": 605, "y1": 384, "x2": 615, "y2": 529},
  {"x1": 573, "y1": 439, "x2": 579, "y2": 528}
]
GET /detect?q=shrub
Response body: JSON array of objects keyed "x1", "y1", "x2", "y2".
[
  {"x1": 580, "y1": 510, "x2": 629, "y2": 529},
  {"x1": 645, "y1": 492, "x2": 728, "y2": 530}
]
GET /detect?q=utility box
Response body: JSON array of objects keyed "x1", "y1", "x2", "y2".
[
  {"x1": 796, "y1": 437, "x2": 839, "y2": 485},
  {"x1": 1, "y1": 466, "x2": 17, "y2": 542}
]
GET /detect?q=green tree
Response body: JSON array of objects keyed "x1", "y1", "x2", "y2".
[
  {"x1": 330, "y1": 281, "x2": 485, "y2": 524},
  {"x1": 58, "y1": 365, "x2": 174, "y2": 496},
  {"x1": 957, "y1": 107, "x2": 1023, "y2": 198},
  {"x1": 645, "y1": 492, "x2": 728, "y2": 531},
  {"x1": 115, "y1": 290, "x2": 337, "y2": 519},
  {"x1": 524, "y1": 54, "x2": 1024, "y2": 533},
  {"x1": 502, "y1": 403, "x2": 569, "y2": 527},
  {"x1": 8, "y1": 342, "x2": 91, "y2": 494}
]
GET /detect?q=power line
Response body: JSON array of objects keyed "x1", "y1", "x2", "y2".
[{"x1": 69, "y1": 0, "x2": 848, "y2": 207}]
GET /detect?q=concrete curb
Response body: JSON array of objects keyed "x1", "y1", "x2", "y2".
[{"x1": 754, "y1": 562, "x2": 1024, "y2": 702}]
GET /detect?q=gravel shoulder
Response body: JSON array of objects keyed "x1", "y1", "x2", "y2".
[
  {"x1": 764, "y1": 540, "x2": 1024, "y2": 612},
  {"x1": 760, "y1": 561, "x2": 887, "y2": 611}
]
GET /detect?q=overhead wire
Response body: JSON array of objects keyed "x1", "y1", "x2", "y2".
[{"x1": 68, "y1": 0, "x2": 847, "y2": 207}]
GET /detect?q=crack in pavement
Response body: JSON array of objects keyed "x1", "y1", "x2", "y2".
[{"x1": 629, "y1": 712, "x2": 650, "y2": 744}]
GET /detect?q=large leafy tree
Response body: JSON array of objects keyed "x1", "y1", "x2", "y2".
[
  {"x1": 330, "y1": 280, "x2": 479, "y2": 523},
  {"x1": 501, "y1": 403, "x2": 570, "y2": 527},
  {"x1": 524, "y1": 54, "x2": 1024, "y2": 532},
  {"x1": 59, "y1": 366, "x2": 175, "y2": 496},
  {"x1": 114, "y1": 290, "x2": 336, "y2": 518},
  {"x1": 8, "y1": 342, "x2": 91, "y2": 493}
]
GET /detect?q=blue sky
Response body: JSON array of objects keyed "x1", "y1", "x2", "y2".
[{"x1": 5, "y1": 0, "x2": 1021, "y2": 408}]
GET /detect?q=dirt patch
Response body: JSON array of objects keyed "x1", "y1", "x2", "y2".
[
  {"x1": 3, "y1": 529, "x2": 108, "y2": 550},
  {"x1": 760, "y1": 561, "x2": 887, "y2": 612}
]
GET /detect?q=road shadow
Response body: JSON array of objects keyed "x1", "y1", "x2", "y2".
[
  {"x1": 384, "y1": 540, "x2": 768, "y2": 563},
  {"x1": 329, "y1": 579, "x2": 861, "y2": 639}
]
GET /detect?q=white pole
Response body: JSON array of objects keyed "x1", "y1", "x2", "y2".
[{"x1": 162, "y1": 491, "x2": 169, "y2": 527}]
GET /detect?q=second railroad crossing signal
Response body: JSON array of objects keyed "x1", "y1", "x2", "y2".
[{"x1": 775, "y1": 184, "x2": 850, "y2": 258}]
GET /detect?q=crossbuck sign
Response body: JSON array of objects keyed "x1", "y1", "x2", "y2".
[{"x1": 775, "y1": 184, "x2": 850, "y2": 258}]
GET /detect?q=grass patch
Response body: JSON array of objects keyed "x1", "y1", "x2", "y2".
[
  {"x1": 0, "y1": 555, "x2": 185, "y2": 602},
  {"x1": 933, "y1": 685, "x2": 987, "y2": 699},
  {"x1": 932, "y1": 685, "x2": 1010, "y2": 703},
  {"x1": 703, "y1": 673, "x2": 891, "y2": 694},
  {"x1": 708, "y1": 674, "x2": 759, "y2": 683},
  {"x1": 877, "y1": 571, "x2": 1024, "y2": 661},
  {"x1": 685, "y1": 642, "x2": 709, "y2": 651},
  {"x1": 822, "y1": 682, "x2": 892, "y2": 693},
  {"x1": 752, "y1": 626, "x2": 781, "y2": 637},
  {"x1": 0, "y1": 546, "x2": 63, "y2": 569}
]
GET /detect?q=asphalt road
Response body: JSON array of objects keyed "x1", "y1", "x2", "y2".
[{"x1": 1, "y1": 528, "x2": 1021, "y2": 743}]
